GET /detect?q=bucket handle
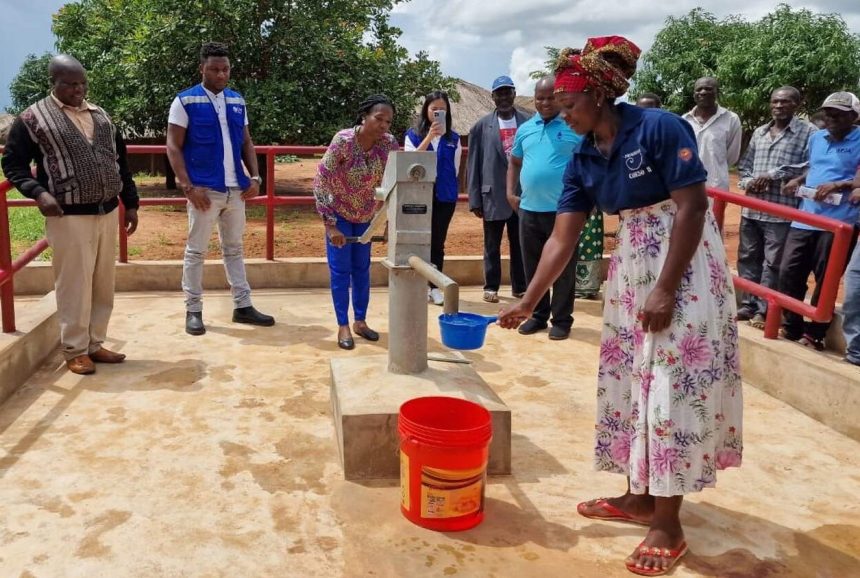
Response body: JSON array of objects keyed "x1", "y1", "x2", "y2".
[{"x1": 483, "y1": 316, "x2": 498, "y2": 325}]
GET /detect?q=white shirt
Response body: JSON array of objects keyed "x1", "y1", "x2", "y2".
[
  {"x1": 682, "y1": 106, "x2": 742, "y2": 191},
  {"x1": 168, "y1": 86, "x2": 249, "y2": 188},
  {"x1": 403, "y1": 134, "x2": 462, "y2": 177}
]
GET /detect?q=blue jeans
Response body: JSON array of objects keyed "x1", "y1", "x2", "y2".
[
  {"x1": 326, "y1": 216, "x2": 371, "y2": 326},
  {"x1": 843, "y1": 241, "x2": 860, "y2": 363}
]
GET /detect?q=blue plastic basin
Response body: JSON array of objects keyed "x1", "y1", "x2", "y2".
[{"x1": 438, "y1": 313, "x2": 498, "y2": 350}]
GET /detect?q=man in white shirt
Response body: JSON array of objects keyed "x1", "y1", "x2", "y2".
[
  {"x1": 166, "y1": 42, "x2": 274, "y2": 336},
  {"x1": 682, "y1": 77, "x2": 742, "y2": 191}
]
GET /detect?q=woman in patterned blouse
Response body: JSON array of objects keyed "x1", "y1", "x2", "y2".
[{"x1": 313, "y1": 95, "x2": 399, "y2": 350}]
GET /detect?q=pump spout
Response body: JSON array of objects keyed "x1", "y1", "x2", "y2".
[{"x1": 406, "y1": 255, "x2": 459, "y2": 315}]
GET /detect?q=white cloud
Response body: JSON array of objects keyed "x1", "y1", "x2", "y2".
[
  {"x1": 391, "y1": 0, "x2": 860, "y2": 92},
  {"x1": 508, "y1": 46, "x2": 547, "y2": 97}
]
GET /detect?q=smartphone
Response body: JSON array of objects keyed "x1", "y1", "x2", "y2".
[
  {"x1": 797, "y1": 185, "x2": 843, "y2": 206},
  {"x1": 433, "y1": 109, "x2": 446, "y2": 127}
]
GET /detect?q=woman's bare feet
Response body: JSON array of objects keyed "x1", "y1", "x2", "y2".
[{"x1": 625, "y1": 496, "x2": 686, "y2": 575}]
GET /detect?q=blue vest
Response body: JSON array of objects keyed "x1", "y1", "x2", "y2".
[
  {"x1": 178, "y1": 84, "x2": 250, "y2": 192},
  {"x1": 405, "y1": 128, "x2": 460, "y2": 202}
]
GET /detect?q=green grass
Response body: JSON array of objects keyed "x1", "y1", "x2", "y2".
[{"x1": 7, "y1": 190, "x2": 49, "y2": 260}]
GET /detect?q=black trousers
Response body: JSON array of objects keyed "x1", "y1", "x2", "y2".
[
  {"x1": 519, "y1": 209, "x2": 576, "y2": 328},
  {"x1": 429, "y1": 199, "x2": 457, "y2": 288},
  {"x1": 483, "y1": 213, "x2": 526, "y2": 294},
  {"x1": 778, "y1": 227, "x2": 857, "y2": 340}
]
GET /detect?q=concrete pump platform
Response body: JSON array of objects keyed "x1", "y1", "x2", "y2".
[{"x1": 0, "y1": 288, "x2": 858, "y2": 577}]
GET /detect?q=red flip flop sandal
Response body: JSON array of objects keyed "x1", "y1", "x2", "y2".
[
  {"x1": 625, "y1": 541, "x2": 688, "y2": 576},
  {"x1": 576, "y1": 498, "x2": 650, "y2": 526}
]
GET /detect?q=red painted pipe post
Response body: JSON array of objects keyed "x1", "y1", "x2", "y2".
[
  {"x1": 763, "y1": 301, "x2": 781, "y2": 340},
  {"x1": 0, "y1": 191, "x2": 16, "y2": 332},
  {"x1": 266, "y1": 151, "x2": 275, "y2": 261},
  {"x1": 118, "y1": 202, "x2": 128, "y2": 263}
]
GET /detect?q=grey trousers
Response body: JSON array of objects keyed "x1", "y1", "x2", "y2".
[
  {"x1": 182, "y1": 188, "x2": 252, "y2": 312},
  {"x1": 737, "y1": 217, "x2": 790, "y2": 315}
]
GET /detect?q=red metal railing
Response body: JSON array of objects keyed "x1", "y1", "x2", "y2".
[
  {"x1": 709, "y1": 187, "x2": 854, "y2": 339},
  {"x1": 1, "y1": 145, "x2": 852, "y2": 339},
  {"x1": 0, "y1": 144, "x2": 471, "y2": 332}
]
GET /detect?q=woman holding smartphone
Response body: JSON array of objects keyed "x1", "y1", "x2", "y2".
[{"x1": 404, "y1": 91, "x2": 462, "y2": 306}]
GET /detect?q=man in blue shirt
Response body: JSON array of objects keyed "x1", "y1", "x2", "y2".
[
  {"x1": 506, "y1": 76, "x2": 582, "y2": 340},
  {"x1": 779, "y1": 92, "x2": 860, "y2": 349},
  {"x1": 167, "y1": 42, "x2": 275, "y2": 336}
]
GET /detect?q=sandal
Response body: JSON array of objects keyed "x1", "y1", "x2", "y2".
[
  {"x1": 625, "y1": 541, "x2": 688, "y2": 576},
  {"x1": 798, "y1": 334, "x2": 825, "y2": 352},
  {"x1": 576, "y1": 498, "x2": 650, "y2": 526},
  {"x1": 748, "y1": 314, "x2": 766, "y2": 330}
]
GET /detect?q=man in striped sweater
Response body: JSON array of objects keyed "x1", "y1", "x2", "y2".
[{"x1": 2, "y1": 55, "x2": 139, "y2": 375}]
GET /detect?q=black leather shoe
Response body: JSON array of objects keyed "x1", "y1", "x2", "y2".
[
  {"x1": 233, "y1": 306, "x2": 275, "y2": 326},
  {"x1": 354, "y1": 324, "x2": 379, "y2": 342},
  {"x1": 186, "y1": 311, "x2": 206, "y2": 336},
  {"x1": 549, "y1": 325, "x2": 571, "y2": 341},
  {"x1": 338, "y1": 337, "x2": 355, "y2": 350},
  {"x1": 518, "y1": 318, "x2": 548, "y2": 335}
]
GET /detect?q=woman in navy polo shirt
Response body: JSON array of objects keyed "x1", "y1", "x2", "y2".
[
  {"x1": 404, "y1": 91, "x2": 462, "y2": 306},
  {"x1": 499, "y1": 37, "x2": 742, "y2": 576}
]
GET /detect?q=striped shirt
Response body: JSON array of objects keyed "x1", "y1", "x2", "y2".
[{"x1": 737, "y1": 116, "x2": 817, "y2": 222}]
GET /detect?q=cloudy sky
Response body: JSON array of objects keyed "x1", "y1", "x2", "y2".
[{"x1": 2, "y1": 0, "x2": 858, "y2": 111}]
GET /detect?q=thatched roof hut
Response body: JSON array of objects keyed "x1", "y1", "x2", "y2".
[{"x1": 411, "y1": 79, "x2": 536, "y2": 143}]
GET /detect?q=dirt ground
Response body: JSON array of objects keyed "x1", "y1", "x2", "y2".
[{"x1": 130, "y1": 161, "x2": 743, "y2": 264}]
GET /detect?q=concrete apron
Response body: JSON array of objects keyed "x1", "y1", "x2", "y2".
[{"x1": 0, "y1": 289, "x2": 858, "y2": 577}]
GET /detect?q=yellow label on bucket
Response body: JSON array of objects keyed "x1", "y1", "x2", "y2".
[
  {"x1": 419, "y1": 465, "x2": 485, "y2": 519},
  {"x1": 400, "y1": 451, "x2": 410, "y2": 510}
]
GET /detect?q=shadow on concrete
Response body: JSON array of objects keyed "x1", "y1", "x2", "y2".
[
  {"x1": 680, "y1": 502, "x2": 860, "y2": 578},
  {"x1": 205, "y1": 323, "x2": 332, "y2": 348},
  {"x1": 0, "y1": 355, "x2": 208, "y2": 479},
  {"x1": 506, "y1": 433, "x2": 569, "y2": 482},
  {"x1": 451, "y1": 486, "x2": 579, "y2": 552}
]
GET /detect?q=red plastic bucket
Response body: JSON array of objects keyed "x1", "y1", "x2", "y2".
[{"x1": 398, "y1": 396, "x2": 493, "y2": 531}]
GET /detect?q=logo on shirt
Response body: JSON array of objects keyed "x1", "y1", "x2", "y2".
[
  {"x1": 624, "y1": 149, "x2": 644, "y2": 171},
  {"x1": 678, "y1": 147, "x2": 693, "y2": 162},
  {"x1": 232, "y1": 105, "x2": 243, "y2": 114},
  {"x1": 557, "y1": 131, "x2": 563, "y2": 140}
]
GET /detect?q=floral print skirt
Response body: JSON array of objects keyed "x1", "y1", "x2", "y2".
[{"x1": 595, "y1": 200, "x2": 743, "y2": 497}]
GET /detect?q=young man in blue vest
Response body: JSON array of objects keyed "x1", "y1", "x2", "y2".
[{"x1": 167, "y1": 42, "x2": 274, "y2": 335}]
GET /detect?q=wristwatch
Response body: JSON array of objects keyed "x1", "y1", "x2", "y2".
[{"x1": 250, "y1": 175, "x2": 262, "y2": 184}]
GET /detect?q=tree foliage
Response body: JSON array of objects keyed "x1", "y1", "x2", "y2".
[
  {"x1": 23, "y1": 0, "x2": 455, "y2": 143},
  {"x1": 529, "y1": 46, "x2": 562, "y2": 80},
  {"x1": 8, "y1": 53, "x2": 55, "y2": 115},
  {"x1": 633, "y1": 5, "x2": 860, "y2": 130}
]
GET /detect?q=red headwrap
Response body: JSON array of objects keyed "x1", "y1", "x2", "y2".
[{"x1": 554, "y1": 36, "x2": 641, "y2": 99}]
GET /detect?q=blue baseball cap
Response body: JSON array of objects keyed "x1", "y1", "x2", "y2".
[{"x1": 491, "y1": 75, "x2": 516, "y2": 92}]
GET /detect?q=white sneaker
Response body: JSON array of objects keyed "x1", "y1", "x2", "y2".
[{"x1": 429, "y1": 288, "x2": 444, "y2": 306}]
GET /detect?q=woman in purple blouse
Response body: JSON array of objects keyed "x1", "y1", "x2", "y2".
[{"x1": 313, "y1": 95, "x2": 399, "y2": 350}]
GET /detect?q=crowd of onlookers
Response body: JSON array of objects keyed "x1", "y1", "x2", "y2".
[{"x1": 1, "y1": 41, "x2": 858, "y2": 371}]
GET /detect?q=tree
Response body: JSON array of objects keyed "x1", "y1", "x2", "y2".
[
  {"x1": 7, "y1": 53, "x2": 54, "y2": 115},
  {"x1": 718, "y1": 5, "x2": 860, "y2": 131},
  {"x1": 633, "y1": 5, "x2": 860, "y2": 130},
  {"x1": 33, "y1": 0, "x2": 454, "y2": 143},
  {"x1": 632, "y1": 8, "x2": 750, "y2": 115},
  {"x1": 529, "y1": 46, "x2": 562, "y2": 80}
]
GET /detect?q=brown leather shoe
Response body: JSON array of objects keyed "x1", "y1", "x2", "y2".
[
  {"x1": 67, "y1": 355, "x2": 95, "y2": 375},
  {"x1": 89, "y1": 347, "x2": 126, "y2": 364}
]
